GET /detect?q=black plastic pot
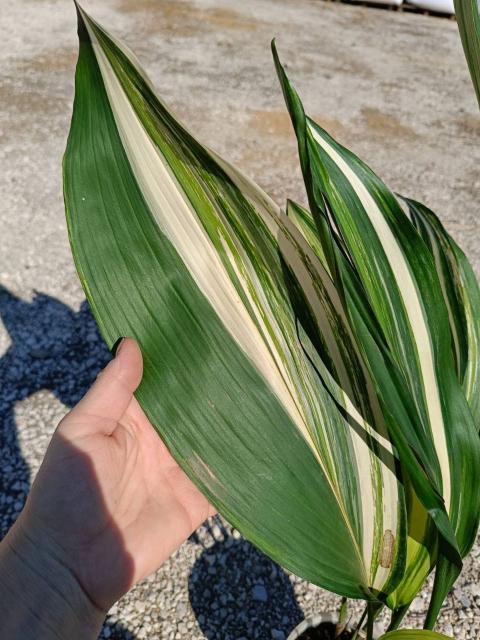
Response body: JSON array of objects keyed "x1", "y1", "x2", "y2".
[{"x1": 287, "y1": 612, "x2": 383, "y2": 640}]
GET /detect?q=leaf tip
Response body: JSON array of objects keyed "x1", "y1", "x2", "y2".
[
  {"x1": 73, "y1": 1, "x2": 91, "y2": 43},
  {"x1": 270, "y1": 38, "x2": 283, "y2": 76}
]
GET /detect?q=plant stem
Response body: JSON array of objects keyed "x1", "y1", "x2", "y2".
[
  {"x1": 338, "y1": 596, "x2": 348, "y2": 625},
  {"x1": 365, "y1": 601, "x2": 384, "y2": 640},
  {"x1": 387, "y1": 604, "x2": 409, "y2": 631},
  {"x1": 351, "y1": 605, "x2": 368, "y2": 640},
  {"x1": 366, "y1": 602, "x2": 375, "y2": 640},
  {"x1": 335, "y1": 596, "x2": 348, "y2": 637}
]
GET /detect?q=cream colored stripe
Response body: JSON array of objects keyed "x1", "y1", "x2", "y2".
[
  {"x1": 209, "y1": 151, "x2": 390, "y2": 582},
  {"x1": 463, "y1": 293, "x2": 478, "y2": 400},
  {"x1": 282, "y1": 219, "x2": 400, "y2": 589},
  {"x1": 83, "y1": 18, "x2": 323, "y2": 464},
  {"x1": 423, "y1": 222, "x2": 462, "y2": 371},
  {"x1": 83, "y1": 17, "x2": 402, "y2": 587},
  {"x1": 308, "y1": 122, "x2": 451, "y2": 512},
  {"x1": 215, "y1": 153, "x2": 399, "y2": 588},
  {"x1": 87, "y1": 19, "x2": 367, "y2": 573},
  {"x1": 88, "y1": 17, "x2": 155, "y2": 91}
]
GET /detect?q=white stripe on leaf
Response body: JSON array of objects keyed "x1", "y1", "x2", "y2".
[
  {"x1": 80, "y1": 10, "x2": 403, "y2": 593},
  {"x1": 307, "y1": 122, "x2": 451, "y2": 514}
]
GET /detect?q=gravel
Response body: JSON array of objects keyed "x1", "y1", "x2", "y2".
[{"x1": 1, "y1": 0, "x2": 479, "y2": 638}]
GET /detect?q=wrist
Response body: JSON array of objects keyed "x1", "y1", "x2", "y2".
[{"x1": 0, "y1": 518, "x2": 105, "y2": 640}]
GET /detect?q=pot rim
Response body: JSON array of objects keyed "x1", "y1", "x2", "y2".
[{"x1": 287, "y1": 611, "x2": 383, "y2": 640}]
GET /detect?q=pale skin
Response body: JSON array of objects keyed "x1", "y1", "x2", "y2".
[{"x1": 0, "y1": 338, "x2": 215, "y2": 639}]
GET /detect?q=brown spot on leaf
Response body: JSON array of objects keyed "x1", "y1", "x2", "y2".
[{"x1": 379, "y1": 529, "x2": 395, "y2": 568}]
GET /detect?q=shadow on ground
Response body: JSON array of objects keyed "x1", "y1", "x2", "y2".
[
  {"x1": 189, "y1": 519, "x2": 304, "y2": 640},
  {"x1": 0, "y1": 286, "x2": 134, "y2": 639},
  {"x1": 0, "y1": 286, "x2": 305, "y2": 640},
  {"x1": 0, "y1": 286, "x2": 111, "y2": 534}
]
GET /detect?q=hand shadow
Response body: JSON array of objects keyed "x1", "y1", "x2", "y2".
[
  {"x1": 0, "y1": 286, "x2": 304, "y2": 640},
  {"x1": 0, "y1": 286, "x2": 134, "y2": 640},
  {"x1": 189, "y1": 518, "x2": 304, "y2": 640},
  {"x1": 0, "y1": 286, "x2": 110, "y2": 533}
]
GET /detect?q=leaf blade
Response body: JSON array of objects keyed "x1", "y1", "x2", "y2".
[
  {"x1": 404, "y1": 197, "x2": 480, "y2": 431},
  {"x1": 64, "y1": 8, "x2": 408, "y2": 599},
  {"x1": 380, "y1": 631, "x2": 453, "y2": 640},
  {"x1": 272, "y1": 41, "x2": 480, "y2": 617}
]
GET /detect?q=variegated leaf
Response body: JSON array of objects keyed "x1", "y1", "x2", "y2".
[
  {"x1": 402, "y1": 197, "x2": 480, "y2": 431},
  {"x1": 286, "y1": 200, "x2": 438, "y2": 612},
  {"x1": 64, "y1": 7, "x2": 407, "y2": 600},
  {"x1": 273, "y1": 41, "x2": 480, "y2": 624}
]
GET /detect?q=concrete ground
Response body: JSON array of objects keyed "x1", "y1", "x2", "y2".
[{"x1": 1, "y1": 0, "x2": 479, "y2": 638}]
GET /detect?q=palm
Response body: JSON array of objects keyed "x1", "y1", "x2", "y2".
[{"x1": 20, "y1": 340, "x2": 213, "y2": 611}]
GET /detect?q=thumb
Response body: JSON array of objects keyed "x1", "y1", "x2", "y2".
[{"x1": 65, "y1": 337, "x2": 143, "y2": 431}]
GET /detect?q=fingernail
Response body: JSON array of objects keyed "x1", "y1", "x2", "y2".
[{"x1": 114, "y1": 337, "x2": 127, "y2": 357}]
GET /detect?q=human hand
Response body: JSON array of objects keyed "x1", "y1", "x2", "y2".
[{"x1": 1, "y1": 338, "x2": 214, "y2": 637}]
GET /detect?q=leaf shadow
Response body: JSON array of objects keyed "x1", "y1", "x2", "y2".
[{"x1": 277, "y1": 251, "x2": 401, "y2": 480}]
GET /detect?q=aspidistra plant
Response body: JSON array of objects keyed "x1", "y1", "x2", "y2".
[
  {"x1": 273, "y1": 43, "x2": 480, "y2": 629},
  {"x1": 63, "y1": 5, "x2": 480, "y2": 636}
]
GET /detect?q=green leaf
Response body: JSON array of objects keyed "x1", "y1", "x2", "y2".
[
  {"x1": 273, "y1": 41, "x2": 480, "y2": 621},
  {"x1": 380, "y1": 631, "x2": 453, "y2": 640},
  {"x1": 286, "y1": 199, "x2": 329, "y2": 271},
  {"x1": 64, "y1": 7, "x2": 408, "y2": 600},
  {"x1": 403, "y1": 197, "x2": 480, "y2": 431},
  {"x1": 454, "y1": 0, "x2": 480, "y2": 107},
  {"x1": 397, "y1": 198, "x2": 480, "y2": 624}
]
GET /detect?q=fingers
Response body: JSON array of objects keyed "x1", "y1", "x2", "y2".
[{"x1": 65, "y1": 338, "x2": 143, "y2": 432}]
